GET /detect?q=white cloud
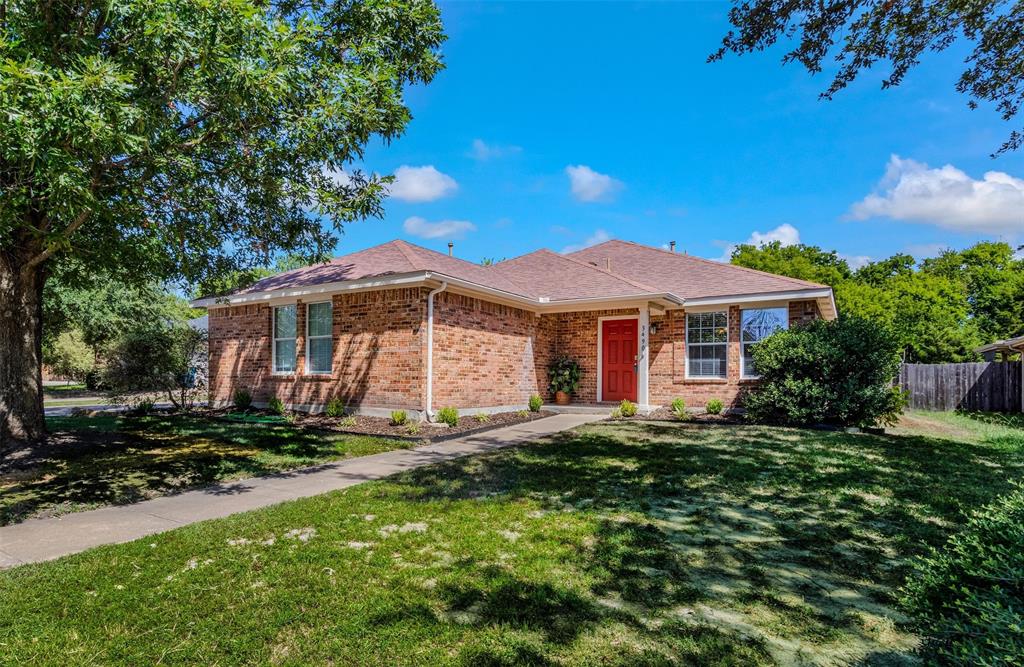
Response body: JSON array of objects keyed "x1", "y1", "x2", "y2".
[
  {"x1": 565, "y1": 165, "x2": 623, "y2": 203},
  {"x1": 841, "y1": 254, "x2": 872, "y2": 270},
  {"x1": 402, "y1": 216, "x2": 476, "y2": 240},
  {"x1": 716, "y1": 224, "x2": 801, "y2": 262},
  {"x1": 388, "y1": 165, "x2": 458, "y2": 203},
  {"x1": 469, "y1": 139, "x2": 522, "y2": 160},
  {"x1": 849, "y1": 155, "x2": 1024, "y2": 234},
  {"x1": 561, "y1": 229, "x2": 612, "y2": 254},
  {"x1": 323, "y1": 167, "x2": 351, "y2": 187}
]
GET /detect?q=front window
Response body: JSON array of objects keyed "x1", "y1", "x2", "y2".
[
  {"x1": 273, "y1": 305, "x2": 297, "y2": 373},
  {"x1": 306, "y1": 301, "x2": 333, "y2": 374},
  {"x1": 687, "y1": 311, "x2": 728, "y2": 378},
  {"x1": 741, "y1": 307, "x2": 788, "y2": 378}
]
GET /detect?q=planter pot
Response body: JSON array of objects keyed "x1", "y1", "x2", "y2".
[{"x1": 554, "y1": 391, "x2": 571, "y2": 405}]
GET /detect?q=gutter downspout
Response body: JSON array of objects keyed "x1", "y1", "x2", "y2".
[{"x1": 425, "y1": 281, "x2": 448, "y2": 422}]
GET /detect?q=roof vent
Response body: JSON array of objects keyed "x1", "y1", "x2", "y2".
[
  {"x1": 448, "y1": 241, "x2": 453, "y2": 257},
  {"x1": 669, "y1": 241, "x2": 676, "y2": 252},
  {"x1": 604, "y1": 257, "x2": 611, "y2": 272}
]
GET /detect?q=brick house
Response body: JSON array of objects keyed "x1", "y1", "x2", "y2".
[{"x1": 192, "y1": 239, "x2": 835, "y2": 419}]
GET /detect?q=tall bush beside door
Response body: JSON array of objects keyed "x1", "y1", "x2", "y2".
[{"x1": 548, "y1": 356, "x2": 581, "y2": 405}]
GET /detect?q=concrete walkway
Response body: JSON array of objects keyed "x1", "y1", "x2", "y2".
[{"x1": 0, "y1": 413, "x2": 601, "y2": 568}]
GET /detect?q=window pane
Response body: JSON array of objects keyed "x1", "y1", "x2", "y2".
[
  {"x1": 274, "y1": 305, "x2": 296, "y2": 338},
  {"x1": 274, "y1": 339, "x2": 296, "y2": 372},
  {"x1": 741, "y1": 308, "x2": 787, "y2": 343},
  {"x1": 308, "y1": 302, "x2": 332, "y2": 337},
  {"x1": 308, "y1": 337, "x2": 332, "y2": 373},
  {"x1": 687, "y1": 344, "x2": 726, "y2": 378}
]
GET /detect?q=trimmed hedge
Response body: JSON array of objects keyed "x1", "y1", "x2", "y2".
[{"x1": 901, "y1": 486, "x2": 1024, "y2": 664}]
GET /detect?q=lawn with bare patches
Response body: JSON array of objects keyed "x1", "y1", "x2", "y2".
[{"x1": 1, "y1": 412, "x2": 1021, "y2": 664}]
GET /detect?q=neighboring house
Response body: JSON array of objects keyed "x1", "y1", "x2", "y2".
[{"x1": 191, "y1": 239, "x2": 835, "y2": 419}]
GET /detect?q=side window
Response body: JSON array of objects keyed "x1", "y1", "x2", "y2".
[
  {"x1": 740, "y1": 307, "x2": 788, "y2": 378},
  {"x1": 273, "y1": 305, "x2": 297, "y2": 373},
  {"x1": 306, "y1": 302, "x2": 333, "y2": 374}
]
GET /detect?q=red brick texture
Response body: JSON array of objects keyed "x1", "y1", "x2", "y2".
[
  {"x1": 207, "y1": 290, "x2": 824, "y2": 414},
  {"x1": 431, "y1": 291, "x2": 553, "y2": 408},
  {"x1": 208, "y1": 287, "x2": 426, "y2": 411}
]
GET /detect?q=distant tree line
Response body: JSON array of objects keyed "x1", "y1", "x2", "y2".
[{"x1": 731, "y1": 241, "x2": 1024, "y2": 363}]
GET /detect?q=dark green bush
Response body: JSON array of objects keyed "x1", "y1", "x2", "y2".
[
  {"x1": 528, "y1": 394, "x2": 543, "y2": 412},
  {"x1": 268, "y1": 396, "x2": 285, "y2": 415},
  {"x1": 705, "y1": 398, "x2": 723, "y2": 415},
  {"x1": 436, "y1": 406, "x2": 459, "y2": 427},
  {"x1": 743, "y1": 316, "x2": 905, "y2": 427},
  {"x1": 233, "y1": 388, "x2": 253, "y2": 411},
  {"x1": 390, "y1": 410, "x2": 407, "y2": 426},
  {"x1": 901, "y1": 486, "x2": 1024, "y2": 664}
]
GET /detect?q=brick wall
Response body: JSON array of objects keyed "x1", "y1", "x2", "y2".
[
  {"x1": 209, "y1": 288, "x2": 825, "y2": 415},
  {"x1": 431, "y1": 291, "x2": 552, "y2": 408},
  {"x1": 208, "y1": 287, "x2": 426, "y2": 411}
]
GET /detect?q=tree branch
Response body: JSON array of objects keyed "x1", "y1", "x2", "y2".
[{"x1": 20, "y1": 208, "x2": 92, "y2": 276}]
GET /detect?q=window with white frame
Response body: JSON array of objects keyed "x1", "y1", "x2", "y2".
[
  {"x1": 740, "y1": 307, "x2": 788, "y2": 378},
  {"x1": 686, "y1": 311, "x2": 728, "y2": 378},
  {"x1": 306, "y1": 301, "x2": 333, "y2": 374},
  {"x1": 273, "y1": 305, "x2": 297, "y2": 373}
]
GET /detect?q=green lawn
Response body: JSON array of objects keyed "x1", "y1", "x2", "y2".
[
  {"x1": 1, "y1": 411, "x2": 1022, "y2": 665},
  {"x1": 0, "y1": 414, "x2": 411, "y2": 526}
]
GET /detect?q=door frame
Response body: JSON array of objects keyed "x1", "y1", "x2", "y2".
[{"x1": 597, "y1": 315, "x2": 639, "y2": 403}]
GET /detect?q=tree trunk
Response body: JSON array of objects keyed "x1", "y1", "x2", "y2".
[{"x1": 0, "y1": 257, "x2": 46, "y2": 444}]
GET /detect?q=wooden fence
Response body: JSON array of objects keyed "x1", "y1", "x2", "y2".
[{"x1": 899, "y1": 362, "x2": 1022, "y2": 412}]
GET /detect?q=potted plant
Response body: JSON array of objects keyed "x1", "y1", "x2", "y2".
[{"x1": 548, "y1": 356, "x2": 581, "y2": 405}]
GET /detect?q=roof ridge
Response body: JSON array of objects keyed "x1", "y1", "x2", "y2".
[
  {"x1": 585, "y1": 239, "x2": 828, "y2": 290},
  {"x1": 390, "y1": 239, "x2": 424, "y2": 270},
  {"x1": 544, "y1": 248, "x2": 661, "y2": 293}
]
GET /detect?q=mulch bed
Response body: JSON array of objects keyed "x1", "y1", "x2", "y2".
[
  {"x1": 613, "y1": 406, "x2": 744, "y2": 425},
  {"x1": 203, "y1": 407, "x2": 557, "y2": 442}
]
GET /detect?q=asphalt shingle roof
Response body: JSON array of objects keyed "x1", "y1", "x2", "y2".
[{"x1": 227, "y1": 238, "x2": 827, "y2": 303}]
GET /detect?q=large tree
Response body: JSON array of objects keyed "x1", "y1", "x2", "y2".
[
  {"x1": 712, "y1": 0, "x2": 1024, "y2": 154},
  {"x1": 0, "y1": 0, "x2": 444, "y2": 441}
]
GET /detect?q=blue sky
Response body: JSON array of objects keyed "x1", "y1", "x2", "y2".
[{"x1": 336, "y1": 1, "x2": 1024, "y2": 267}]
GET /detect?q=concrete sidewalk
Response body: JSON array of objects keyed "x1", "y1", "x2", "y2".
[{"x1": 0, "y1": 413, "x2": 601, "y2": 568}]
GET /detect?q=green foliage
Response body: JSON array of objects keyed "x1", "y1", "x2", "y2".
[
  {"x1": 325, "y1": 398, "x2": 345, "y2": 418},
  {"x1": 744, "y1": 316, "x2": 905, "y2": 427},
  {"x1": 405, "y1": 422, "x2": 421, "y2": 436},
  {"x1": 390, "y1": 410, "x2": 408, "y2": 426},
  {"x1": 705, "y1": 398, "x2": 724, "y2": 415},
  {"x1": 619, "y1": 400, "x2": 637, "y2": 417},
  {"x1": 548, "y1": 357, "x2": 582, "y2": 395},
  {"x1": 730, "y1": 241, "x2": 852, "y2": 286},
  {"x1": 133, "y1": 398, "x2": 156, "y2": 415},
  {"x1": 516, "y1": 410, "x2": 530, "y2": 418},
  {"x1": 233, "y1": 389, "x2": 253, "y2": 411},
  {"x1": 712, "y1": 0, "x2": 1024, "y2": 154},
  {"x1": 436, "y1": 406, "x2": 459, "y2": 427},
  {"x1": 339, "y1": 415, "x2": 357, "y2": 428},
  {"x1": 901, "y1": 486, "x2": 1024, "y2": 664},
  {"x1": 528, "y1": 394, "x2": 543, "y2": 412},
  {"x1": 609, "y1": 408, "x2": 622, "y2": 419},
  {"x1": 268, "y1": 397, "x2": 285, "y2": 416},
  {"x1": 670, "y1": 398, "x2": 689, "y2": 421},
  {"x1": 103, "y1": 323, "x2": 207, "y2": 411},
  {"x1": 474, "y1": 412, "x2": 490, "y2": 423},
  {"x1": 2, "y1": 0, "x2": 445, "y2": 284},
  {"x1": 44, "y1": 329, "x2": 94, "y2": 382},
  {"x1": 730, "y1": 241, "x2": 1024, "y2": 363}
]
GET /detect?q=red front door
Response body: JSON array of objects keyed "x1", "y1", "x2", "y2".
[{"x1": 602, "y1": 319, "x2": 637, "y2": 402}]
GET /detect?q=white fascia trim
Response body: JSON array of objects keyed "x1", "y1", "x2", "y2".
[
  {"x1": 191, "y1": 271, "x2": 432, "y2": 308},
  {"x1": 538, "y1": 292, "x2": 684, "y2": 312},
  {"x1": 682, "y1": 288, "x2": 833, "y2": 308}
]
